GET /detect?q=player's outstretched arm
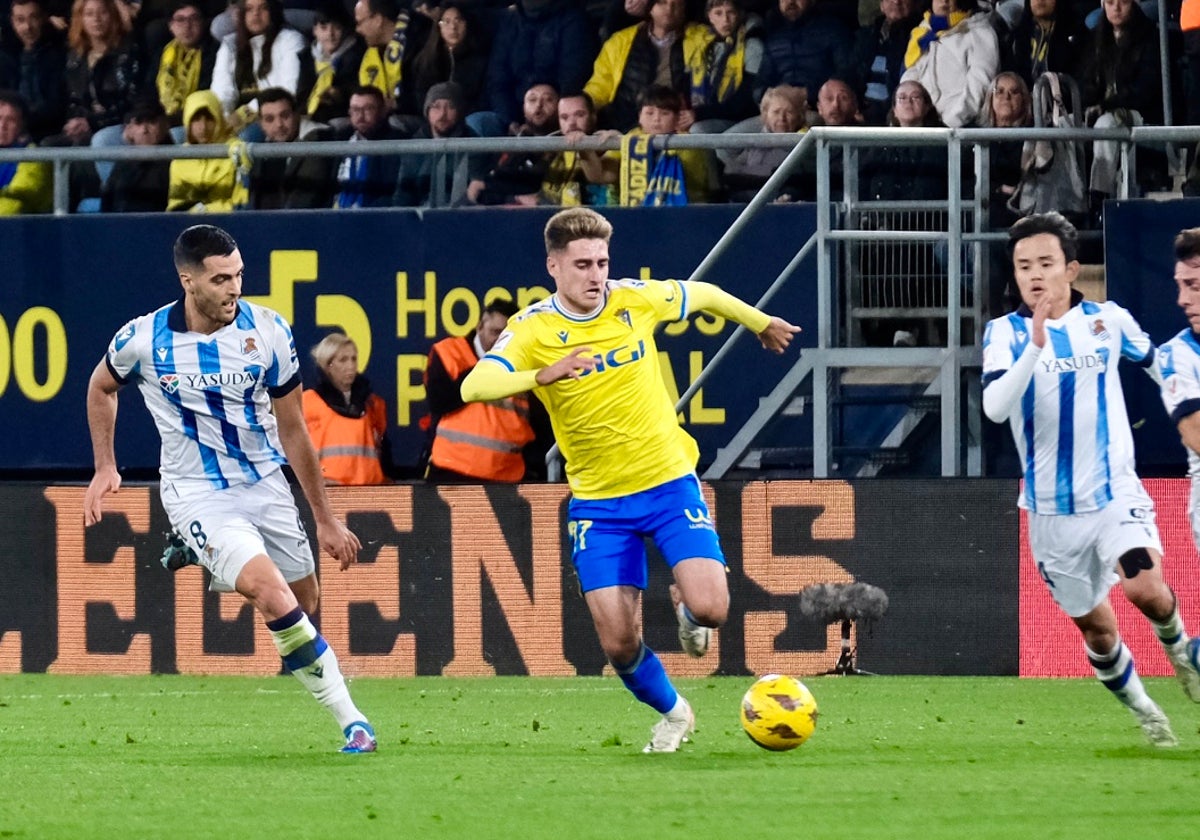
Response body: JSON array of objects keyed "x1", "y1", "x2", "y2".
[
  {"x1": 272, "y1": 387, "x2": 362, "y2": 571},
  {"x1": 84, "y1": 359, "x2": 124, "y2": 526},
  {"x1": 682, "y1": 281, "x2": 800, "y2": 352}
]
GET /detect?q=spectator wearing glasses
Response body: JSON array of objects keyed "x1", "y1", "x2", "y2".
[{"x1": 149, "y1": 0, "x2": 219, "y2": 126}]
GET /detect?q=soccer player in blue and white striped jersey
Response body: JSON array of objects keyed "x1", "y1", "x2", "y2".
[
  {"x1": 1159, "y1": 230, "x2": 1200, "y2": 543},
  {"x1": 1156, "y1": 227, "x2": 1200, "y2": 693},
  {"x1": 983, "y1": 212, "x2": 1200, "y2": 747},
  {"x1": 83, "y1": 225, "x2": 377, "y2": 754}
]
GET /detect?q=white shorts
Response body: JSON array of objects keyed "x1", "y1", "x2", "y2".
[
  {"x1": 1028, "y1": 480, "x2": 1163, "y2": 618},
  {"x1": 160, "y1": 469, "x2": 315, "y2": 592}
]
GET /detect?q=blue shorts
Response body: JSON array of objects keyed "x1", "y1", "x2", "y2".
[{"x1": 567, "y1": 474, "x2": 726, "y2": 593}]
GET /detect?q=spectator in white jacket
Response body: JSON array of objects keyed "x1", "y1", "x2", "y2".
[
  {"x1": 900, "y1": 0, "x2": 999, "y2": 128},
  {"x1": 212, "y1": 0, "x2": 309, "y2": 129}
]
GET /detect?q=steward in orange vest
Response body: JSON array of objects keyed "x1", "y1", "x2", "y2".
[
  {"x1": 303, "y1": 376, "x2": 390, "y2": 485},
  {"x1": 424, "y1": 302, "x2": 545, "y2": 482}
]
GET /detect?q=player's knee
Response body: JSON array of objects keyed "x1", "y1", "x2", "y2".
[
  {"x1": 688, "y1": 591, "x2": 730, "y2": 627},
  {"x1": 236, "y1": 557, "x2": 296, "y2": 617},
  {"x1": 600, "y1": 635, "x2": 642, "y2": 667},
  {"x1": 689, "y1": 601, "x2": 728, "y2": 628}
]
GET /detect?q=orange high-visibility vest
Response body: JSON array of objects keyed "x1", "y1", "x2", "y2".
[
  {"x1": 1185, "y1": 0, "x2": 1200, "y2": 32},
  {"x1": 427, "y1": 336, "x2": 534, "y2": 482},
  {"x1": 302, "y1": 389, "x2": 389, "y2": 485}
]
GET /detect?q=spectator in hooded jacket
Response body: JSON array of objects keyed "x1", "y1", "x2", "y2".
[
  {"x1": 167, "y1": 88, "x2": 249, "y2": 211},
  {"x1": 900, "y1": 0, "x2": 999, "y2": 128}
]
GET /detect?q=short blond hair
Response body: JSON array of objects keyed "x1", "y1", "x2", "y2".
[
  {"x1": 310, "y1": 332, "x2": 356, "y2": 374},
  {"x1": 759, "y1": 84, "x2": 809, "y2": 128},
  {"x1": 544, "y1": 207, "x2": 613, "y2": 254}
]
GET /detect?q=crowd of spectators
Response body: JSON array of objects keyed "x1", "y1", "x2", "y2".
[{"x1": 0, "y1": 0, "x2": 1194, "y2": 214}]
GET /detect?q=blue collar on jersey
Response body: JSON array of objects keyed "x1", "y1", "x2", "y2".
[
  {"x1": 550, "y1": 292, "x2": 608, "y2": 322},
  {"x1": 166, "y1": 297, "x2": 252, "y2": 332},
  {"x1": 167, "y1": 297, "x2": 189, "y2": 332},
  {"x1": 1015, "y1": 288, "x2": 1083, "y2": 318}
]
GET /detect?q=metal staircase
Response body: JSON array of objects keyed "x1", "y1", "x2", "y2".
[{"x1": 686, "y1": 128, "x2": 988, "y2": 479}]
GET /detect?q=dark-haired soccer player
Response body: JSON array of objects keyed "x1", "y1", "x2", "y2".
[
  {"x1": 1156, "y1": 227, "x2": 1200, "y2": 673},
  {"x1": 983, "y1": 211, "x2": 1200, "y2": 747},
  {"x1": 83, "y1": 224, "x2": 376, "y2": 754},
  {"x1": 461, "y1": 207, "x2": 799, "y2": 752}
]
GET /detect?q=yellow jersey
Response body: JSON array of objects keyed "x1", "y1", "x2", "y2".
[{"x1": 476, "y1": 278, "x2": 769, "y2": 499}]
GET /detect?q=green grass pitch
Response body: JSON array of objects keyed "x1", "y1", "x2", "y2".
[{"x1": 2, "y1": 675, "x2": 1198, "y2": 839}]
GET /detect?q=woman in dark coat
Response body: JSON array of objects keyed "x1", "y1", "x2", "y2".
[{"x1": 403, "y1": 2, "x2": 489, "y2": 116}]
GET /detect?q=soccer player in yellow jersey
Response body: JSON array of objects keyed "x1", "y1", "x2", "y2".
[{"x1": 461, "y1": 207, "x2": 800, "y2": 752}]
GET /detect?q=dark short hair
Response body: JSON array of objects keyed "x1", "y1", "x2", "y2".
[
  {"x1": 1175, "y1": 229, "x2": 1200, "y2": 263},
  {"x1": 126, "y1": 98, "x2": 166, "y2": 124},
  {"x1": 170, "y1": 0, "x2": 204, "y2": 16},
  {"x1": 1008, "y1": 211, "x2": 1079, "y2": 264},
  {"x1": 0, "y1": 89, "x2": 30, "y2": 124},
  {"x1": 483, "y1": 299, "x2": 520, "y2": 320},
  {"x1": 637, "y1": 84, "x2": 682, "y2": 114},
  {"x1": 349, "y1": 85, "x2": 386, "y2": 104},
  {"x1": 257, "y1": 87, "x2": 297, "y2": 110},
  {"x1": 313, "y1": 0, "x2": 350, "y2": 26},
  {"x1": 558, "y1": 90, "x2": 595, "y2": 112},
  {"x1": 174, "y1": 225, "x2": 238, "y2": 270}
]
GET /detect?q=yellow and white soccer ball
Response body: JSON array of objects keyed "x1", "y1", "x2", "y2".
[{"x1": 740, "y1": 674, "x2": 818, "y2": 751}]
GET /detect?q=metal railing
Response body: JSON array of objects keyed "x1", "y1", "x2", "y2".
[{"x1": 7, "y1": 124, "x2": 1199, "y2": 478}]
